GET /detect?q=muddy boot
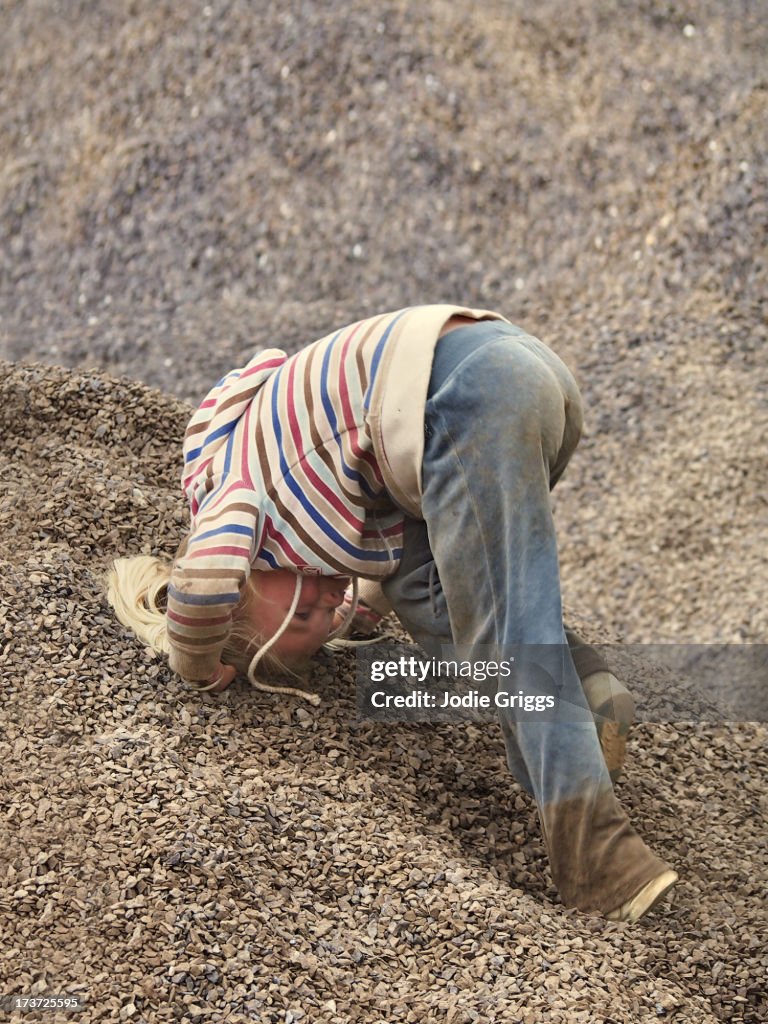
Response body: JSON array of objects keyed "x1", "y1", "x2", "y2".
[
  {"x1": 582, "y1": 670, "x2": 635, "y2": 783},
  {"x1": 606, "y1": 869, "x2": 679, "y2": 922}
]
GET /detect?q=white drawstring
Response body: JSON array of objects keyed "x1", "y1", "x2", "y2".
[
  {"x1": 323, "y1": 577, "x2": 385, "y2": 650},
  {"x1": 325, "y1": 577, "x2": 359, "y2": 641},
  {"x1": 244, "y1": 574, "x2": 323, "y2": 705}
]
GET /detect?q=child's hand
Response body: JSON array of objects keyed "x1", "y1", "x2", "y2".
[{"x1": 207, "y1": 663, "x2": 236, "y2": 693}]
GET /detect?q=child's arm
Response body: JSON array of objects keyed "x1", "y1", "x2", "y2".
[
  {"x1": 167, "y1": 479, "x2": 262, "y2": 682},
  {"x1": 168, "y1": 348, "x2": 287, "y2": 681},
  {"x1": 336, "y1": 579, "x2": 394, "y2": 635}
]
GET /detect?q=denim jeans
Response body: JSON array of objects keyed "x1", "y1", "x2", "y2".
[{"x1": 382, "y1": 321, "x2": 669, "y2": 913}]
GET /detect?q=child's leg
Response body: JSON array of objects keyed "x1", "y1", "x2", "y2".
[
  {"x1": 383, "y1": 515, "x2": 535, "y2": 793},
  {"x1": 384, "y1": 521, "x2": 634, "y2": 786},
  {"x1": 391, "y1": 322, "x2": 671, "y2": 914}
]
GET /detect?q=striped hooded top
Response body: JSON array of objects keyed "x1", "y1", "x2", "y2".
[{"x1": 166, "y1": 304, "x2": 506, "y2": 681}]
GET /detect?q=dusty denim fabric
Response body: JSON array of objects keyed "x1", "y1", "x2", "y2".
[{"x1": 383, "y1": 321, "x2": 669, "y2": 912}]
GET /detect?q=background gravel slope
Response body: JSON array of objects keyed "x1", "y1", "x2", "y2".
[{"x1": 1, "y1": 2, "x2": 766, "y2": 1021}]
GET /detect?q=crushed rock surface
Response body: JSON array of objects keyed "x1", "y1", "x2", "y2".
[
  {"x1": 1, "y1": 361, "x2": 766, "y2": 1023},
  {"x1": 1, "y1": 1, "x2": 766, "y2": 1022}
]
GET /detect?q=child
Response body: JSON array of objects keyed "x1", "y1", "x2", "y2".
[{"x1": 108, "y1": 304, "x2": 677, "y2": 921}]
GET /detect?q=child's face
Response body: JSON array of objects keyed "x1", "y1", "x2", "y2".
[{"x1": 246, "y1": 569, "x2": 349, "y2": 662}]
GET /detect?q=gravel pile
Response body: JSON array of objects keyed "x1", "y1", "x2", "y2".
[
  {"x1": 1, "y1": 0, "x2": 766, "y2": 1021},
  {"x1": 1, "y1": 361, "x2": 766, "y2": 1023}
]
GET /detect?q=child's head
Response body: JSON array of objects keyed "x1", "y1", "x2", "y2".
[
  {"x1": 106, "y1": 556, "x2": 350, "y2": 695},
  {"x1": 237, "y1": 569, "x2": 348, "y2": 667}
]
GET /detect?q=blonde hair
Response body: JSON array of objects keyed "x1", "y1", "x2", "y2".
[{"x1": 105, "y1": 554, "x2": 358, "y2": 704}]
